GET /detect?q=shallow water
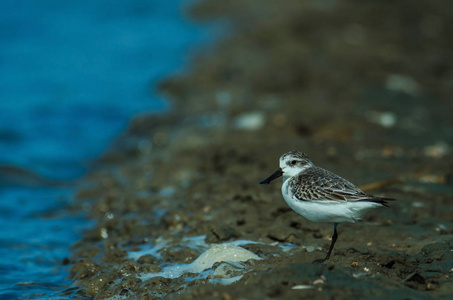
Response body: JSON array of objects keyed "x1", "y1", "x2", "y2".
[
  {"x1": 0, "y1": 0, "x2": 207, "y2": 297},
  {"x1": 0, "y1": 186, "x2": 90, "y2": 298}
]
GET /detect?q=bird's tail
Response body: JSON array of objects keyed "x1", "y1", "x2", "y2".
[{"x1": 360, "y1": 197, "x2": 396, "y2": 208}]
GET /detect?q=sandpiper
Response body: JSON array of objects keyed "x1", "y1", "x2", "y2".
[{"x1": 260, "y1": 150, "x2": 395, "y2": 263}]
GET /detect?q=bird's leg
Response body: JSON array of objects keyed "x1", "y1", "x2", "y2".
[{"x1": 313, "y1": 223, "x2": 338, "y2": 264}]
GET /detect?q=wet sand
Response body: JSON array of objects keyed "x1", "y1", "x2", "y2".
[{"x1": 68, "y1": 0, "x2": 453, "y2": 299}]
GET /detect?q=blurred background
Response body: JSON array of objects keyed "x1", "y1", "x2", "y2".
[
  {"x1": 1, "y1": 0, "x2": 453, "y2": 298},
  {"x1": 0, "y1": 0, "x2": 209, "y2": 297}
]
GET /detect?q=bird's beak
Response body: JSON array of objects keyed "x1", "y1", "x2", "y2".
[{"x1": 259, "y1": 168, "x2": 283, "y2": 184}]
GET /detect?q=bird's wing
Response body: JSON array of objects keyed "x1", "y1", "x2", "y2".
[{"x1": 291, "y1": 167, "x2": 370, "y2": 202}]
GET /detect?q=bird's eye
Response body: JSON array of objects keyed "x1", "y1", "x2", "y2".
[{"x1": 291, "y1": 160, "x2": 297, "y2": 165}]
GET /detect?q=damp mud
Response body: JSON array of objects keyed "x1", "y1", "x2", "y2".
[{"x1": 68, "y1": 0, "x2": 453, "y2": 299}]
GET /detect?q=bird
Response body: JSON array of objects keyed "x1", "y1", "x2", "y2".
[{"x1": 259, "y1": 150, "x2": 395, "y2": 263}]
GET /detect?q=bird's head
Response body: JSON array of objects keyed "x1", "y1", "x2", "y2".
[{"x1": 259, "y1": 150, "x2": 314, "y2": 184}]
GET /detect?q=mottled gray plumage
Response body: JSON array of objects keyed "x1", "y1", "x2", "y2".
[
  {"x1": 288, "y1": 167, "x2": 369, "y2": 201},
  {"x1": 286, "y1": 158, "x2": 393, "y2": 206}
]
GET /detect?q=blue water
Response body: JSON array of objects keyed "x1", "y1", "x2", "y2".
[{"x1": 0, "y1": 0, "x2": 208, "y2": 298}]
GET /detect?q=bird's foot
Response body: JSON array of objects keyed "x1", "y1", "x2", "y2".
[{"x1": 312, "y1": 258, "x2": 327, "y2": 264}]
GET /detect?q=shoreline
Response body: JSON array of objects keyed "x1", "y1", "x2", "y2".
[{"x1": 68, "y1": 1, "x2": 453, "y2": 299}]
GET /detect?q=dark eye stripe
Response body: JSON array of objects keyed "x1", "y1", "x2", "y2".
[{"x1": 288, "y1": 159, "x2": 308, "y2": 166}]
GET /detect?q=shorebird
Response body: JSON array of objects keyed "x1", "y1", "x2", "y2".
[{"x1": 259, "y1": 150, "x2": 395, "y2": 263}]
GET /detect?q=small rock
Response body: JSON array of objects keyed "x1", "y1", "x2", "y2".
[
  {"x1": 158, "y1": 246, "x2": 201, "y2": 264},
  {"x1": 368, "y1": 111, "x2": 397, "y2": 128},
  {"x1": 85, "y1": 274, "x2": 114, "y2": 297},
  {"x1": 69, "y1": 258, "x2": 99, "y2": 278},
  {"x1": 205, "y1": 225, "x2": 239, "y2": 243},
  {"x1": 234, "y1": 112, "x2": 265, "y2": 131},
  {"x1": 421, "y1": 243, "x2": 449, "y2": 255},
  {"x1": 385, "y1": 74, "x2": 419, "y2": 95},
  {"x1": 137, "y1": 254, "x2": 157, "y2": 265}
]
